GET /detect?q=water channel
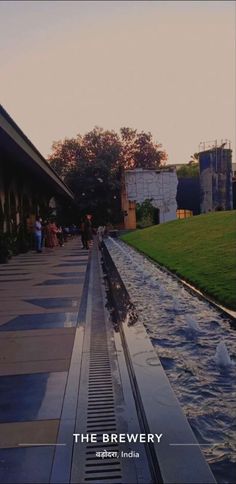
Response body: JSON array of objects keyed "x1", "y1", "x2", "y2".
[{"x1": 105, "y1": 237, "x2": 236, "y2": 484}]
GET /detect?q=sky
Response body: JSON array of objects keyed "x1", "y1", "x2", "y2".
[{"x1": 1, "y1": 1, "x2": 235, "y2": 165}]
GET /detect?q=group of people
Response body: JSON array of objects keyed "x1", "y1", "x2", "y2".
[
  {"x1": 34, "y1": 214, "x2": 109, "y2": 253},
  {"x1": 34, "y1": 218, "x2": 65, "y2": 253}
]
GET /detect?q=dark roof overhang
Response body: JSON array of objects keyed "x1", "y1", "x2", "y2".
[{"x1": 0, "y1": 105, "x2": 74, "y2": 201}]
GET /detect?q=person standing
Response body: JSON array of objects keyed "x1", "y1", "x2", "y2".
[
  {"x1": 41, "y1": 220, "x2": 47, "y2": 249},
  {"x1": 44, "y1": 221, "x2": 52, "y2": 248},
  {"x1": 34, "y1": 217, "x2": 42, "y2": 253},
  {"x1": 56, "y1": 224, "x2": 64, "y2": 246},
  {"x1": 44, "y1": 220, "x2": 58, "y2": 248},
  {"x1": 50, "y1": 220, "x2": 58, "y2": 247},
  {"x1": 97, "y1": 225, "x2": 105, "y2": 244},
  {"x1": 80, "y1": 218, "x2": 86, "y2": 249},
  {"x1": 84, "y1": 214, "x2": 93, "y2": 249}
]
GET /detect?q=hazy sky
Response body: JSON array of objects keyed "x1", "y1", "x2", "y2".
[{"x1": 1, "y1": 1, "x2": 235, "y2": 164}]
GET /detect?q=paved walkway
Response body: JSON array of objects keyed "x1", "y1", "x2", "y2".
[
  {"x1": 0, "y1": 238, "x2": 150, "y2": 484},
  {"x1": 0, "y1": 239, "x2": 89, "y2": 483}
]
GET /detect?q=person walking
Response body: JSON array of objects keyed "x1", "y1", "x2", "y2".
[{"x1": 34, "y1": 217, "x2": 42, "y2": 253}]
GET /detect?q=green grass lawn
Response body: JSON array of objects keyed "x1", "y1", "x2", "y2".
[{"x1": 121, "y1": 211, "x2": 236, "y2": 311}]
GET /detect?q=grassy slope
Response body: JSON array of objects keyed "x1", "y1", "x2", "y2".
[{"x1": 121, "y1": 211, "x2": 236, "y2": 311}]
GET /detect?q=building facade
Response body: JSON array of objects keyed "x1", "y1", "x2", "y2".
[
  {"x1": 0, "y1": 106, "x2": 74, "y2": 250},
  {"x1": 199, "y1": 142, "x2": 233, "y2": 213}
]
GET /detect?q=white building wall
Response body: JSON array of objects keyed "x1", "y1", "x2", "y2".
[{"x1": 125, "y1": 169, "x2": 178, "y2": 223}]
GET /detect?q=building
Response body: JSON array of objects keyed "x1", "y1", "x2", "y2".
[
  {"x1": 0, "y1": 105, "x2": 74, "y2": 242},
  {"x1": 176, "y1": 177, "x2": 201, "y2": 215},
  {"x1": 199, "y1": 140, "x2": 233, "y2": 213},
  {"x1": 121, "y1": 167, "x2": 178, "y2": 229},
  {"x1": 232, "y1": 162, "x2": 236, "y2": 209}
]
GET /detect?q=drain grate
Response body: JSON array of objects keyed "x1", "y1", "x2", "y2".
[
  {"x1": 71, "y1": 280, "x2": 122, "y2": 482},
  {"x1": 71, "y1": 246, "x2": 142, "y2": 484},
  {"x1": 82, "y1": 315, "x2": 122, "y2": 483}
]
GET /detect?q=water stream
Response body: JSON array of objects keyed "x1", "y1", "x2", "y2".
[{"x1": 105, "y1": 237, "x2": 236, "y2": 484}]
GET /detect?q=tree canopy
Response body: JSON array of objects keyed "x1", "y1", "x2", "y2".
[
  {"x1": 48, "y1": 127, "x2": 167, "y2": 225},
  {"x1": 177, "y1": 158, "x2": 199, "y2": 178}
]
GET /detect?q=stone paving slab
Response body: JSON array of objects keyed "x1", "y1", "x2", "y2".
[
  {"x1": 0, "y1": 330, "x2": 75, "y2": 363},
  {"x1": 0, "y1": 420, "x2": 59, "y2": 448},
  {"x1": 0, "y1": 359, "x2": 71, "y2": 377},
  {"x1": 0, "y1": 287, "x2": 84, "y2": 297},
  {"x1": 0, "y1": 446, "x2": 55, "y2": 483},
  {"x1": 0, "y1": 312, "x2": 78, "y2": 331},
  {"x1": 0, "y1": 306, "x2": 80, "y2": 320},
  {"x1": 0, "y1": 372, "x2": 67, "y2": 422}
]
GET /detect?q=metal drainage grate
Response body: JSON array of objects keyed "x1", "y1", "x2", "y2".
[
  {"x1": 83, "y1": 318, "x2": 122, "y2": 482},
  {"x1": 71, "y1": 247, "x2": 142, "y2": 483}
]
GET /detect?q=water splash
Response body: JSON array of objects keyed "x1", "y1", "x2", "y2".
[
  {"x1": 150, "y1": 278, "x2": 159, "y2": 289},
  {"x1": 172, "y1": 296, "x2": 181, "y2": 312},
  {"x1": 109, "y1": 237, "x2": 157, "y2": 290},
  {"x1": 185, "y1": 315, "x2": 201, "y2": 332},
  {"x1": 214, "y1": 341, "x2": 233, "y2": 367},
  {"x1": 159, "y1": 285, "x2": 167, "y2": 297}
]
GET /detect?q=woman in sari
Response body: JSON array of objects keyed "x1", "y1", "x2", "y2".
[{"x1": 45, "y1": 220, "x2": 58, "y2": 248}]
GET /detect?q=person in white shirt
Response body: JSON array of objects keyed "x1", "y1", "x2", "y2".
[{"x1": 97, "y1": 225, "x2": 105, "y2": 244}]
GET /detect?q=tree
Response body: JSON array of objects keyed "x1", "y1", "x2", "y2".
[
  {"x1": 177, "y1": 164, "x2": 199, "y2": 178},
  {"x1": 177, "y1": 152, "x2": 199, "y2": 178},
  {"x1": 48, "y1": 126, "x2": 167, "y2": 225},
  {"x1": 119, "y1": 127, "x2": 137, "y2": 169},
  {"x1": 189, "y1": 153, "x2": 199, "y2": 165},
  {"x1": 120, "y1": 127, "x2": 167, "y2": 169},
  {"x1": 65, "y1": 153, "x2": 122, "y2": 226},
  {"x1": 49, "y1": 136, "x2": 82, "y2": 178},
  {"x1": 136, "y1": 199, "x2": 156, "y2": 228}
]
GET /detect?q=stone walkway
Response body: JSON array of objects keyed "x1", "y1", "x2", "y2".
[
  {"x1": 0, "y1": 239, "x2": 150, "y2": 484},
  {"x1": 0, "y1": 238, "x2": 89, "y2": 483}
]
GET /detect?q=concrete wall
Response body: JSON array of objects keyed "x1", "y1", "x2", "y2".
[
  {"x1": 199, "y1": 148, "x2": 233, "y2": 213},
  {"x1": 124, "y1": 168, "x2": 178, "y2": 224}
]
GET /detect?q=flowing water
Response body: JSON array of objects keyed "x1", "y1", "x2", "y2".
[{"x1": 105, "y1": 237, "x2": 236, "y2": 484}]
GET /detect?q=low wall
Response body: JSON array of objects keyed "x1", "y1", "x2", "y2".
[{"x1": 124, "y1": 169, "x2": 178, "y2": 224}]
